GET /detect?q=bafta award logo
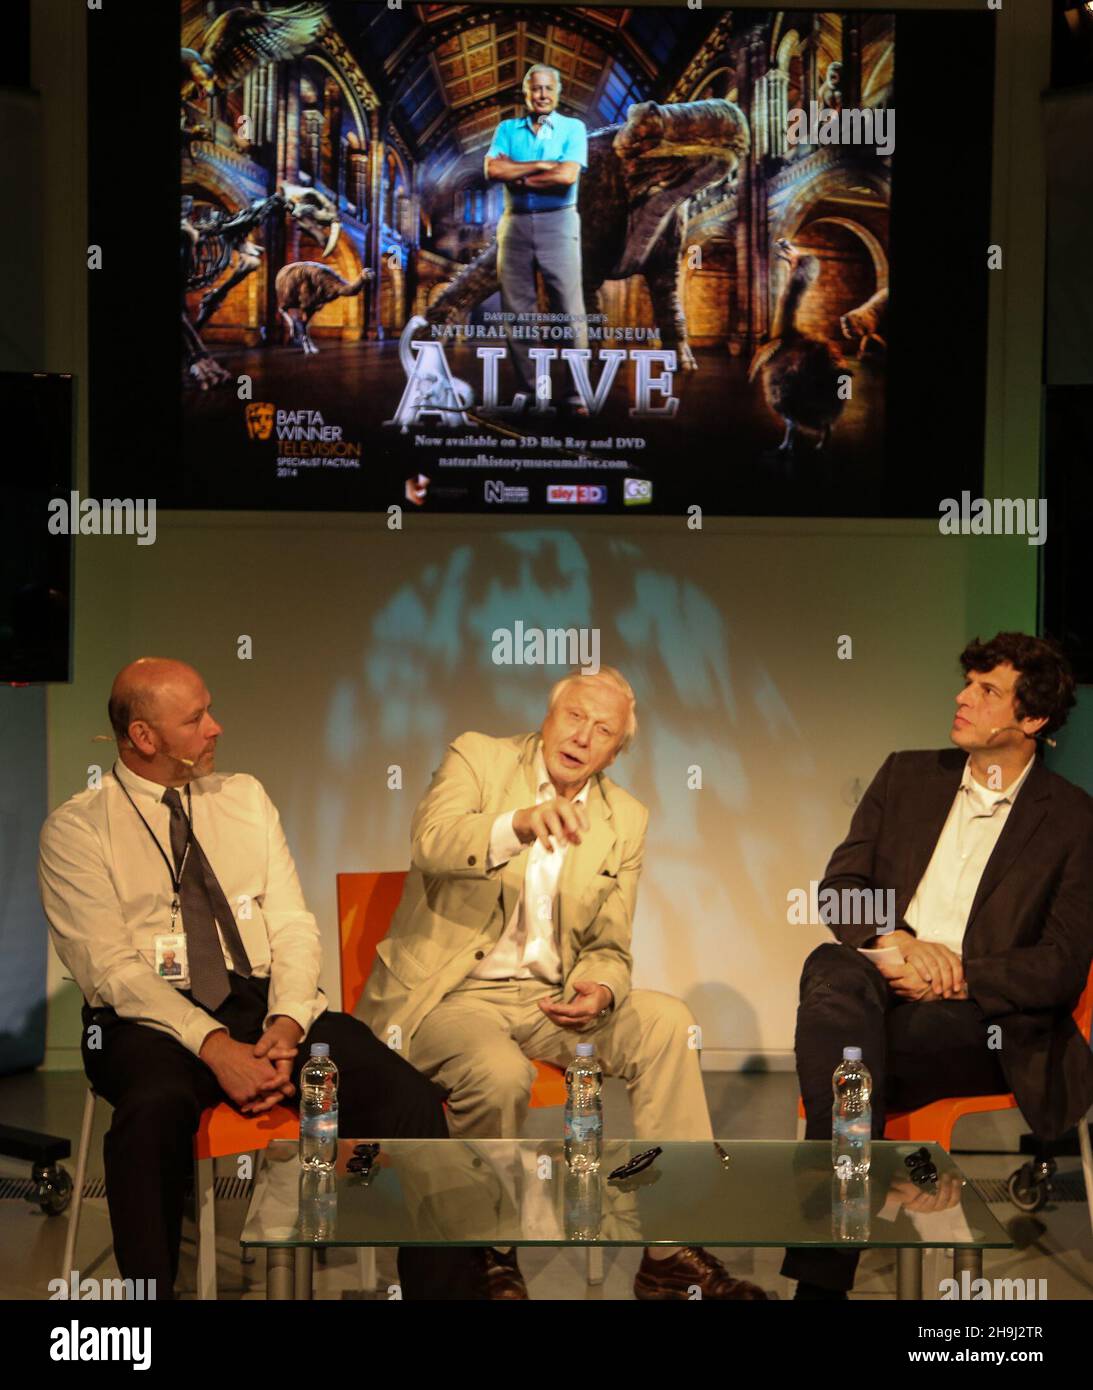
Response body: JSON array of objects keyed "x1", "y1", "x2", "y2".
[{"x1": 244, "y1": 402, "x2": 275, "y2": 441}]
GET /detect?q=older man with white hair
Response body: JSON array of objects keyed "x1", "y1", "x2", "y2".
[
  {"x1": 359, "y1": 666, "x2": 766, "y2": 1300},
  {"x1": 484, "y1": 64, "x2": 589, "y2": 415}
]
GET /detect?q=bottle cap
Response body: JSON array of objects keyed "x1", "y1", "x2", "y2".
[
  {"x1": 576, "y1": 1042, "x2": 595, "y2": 1057},
  {"x1": 842, "y1": 1046, "x2": 862, "y2": 1061},
  {"x1": 309, "y1": 1043, "x2": 331, "y2": 1057}
]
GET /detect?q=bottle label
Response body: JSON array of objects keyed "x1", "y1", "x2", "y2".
[
  {"x1": 301, "y1": 1107, "x2": 338, "y2": 1141},
  {"x1": 565, "y1": 1112, "x2": 602, "y2": 1144}
]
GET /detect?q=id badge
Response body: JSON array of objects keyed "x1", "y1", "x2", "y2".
[{"x1": 155, "y1": 933, "x2": 189, "y2": 986}]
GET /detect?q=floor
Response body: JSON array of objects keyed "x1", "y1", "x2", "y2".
[{"x1": 2, "y1": 1068, "x2": 1090, "y2": 1301}]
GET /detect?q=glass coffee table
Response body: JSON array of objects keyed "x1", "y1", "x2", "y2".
[{"x1": 239, "y1": 1137, "x2": 1012, "y2": 1299}]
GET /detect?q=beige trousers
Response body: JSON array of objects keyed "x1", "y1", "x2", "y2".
[{"x1": 410, "y1": 977, "x2": 713, "y2": 1141}]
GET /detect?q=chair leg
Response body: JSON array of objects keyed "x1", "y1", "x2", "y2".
[
  {"x1": 195, "y1": 1156, "x2": 217, "y2": 1300},
  {"x1": 585, "y1": 1245, "x2": 604, "y2": 1286},
  {"x1": 1078, "y1": 1115, "x2": 1093, "y2": 1241},
  {"x1": 357, "y1": 1246, "x2": 377, "y2": 1294},
  {"x1": 61, "y1": 1090, "x2": 97, "y2": 1281},
  {"x1": 240, "y1": 1152, "x2": 257, "y2": 1264}
]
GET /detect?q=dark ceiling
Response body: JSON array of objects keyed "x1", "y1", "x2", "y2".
[{"x1": 329, "y1": 3, "x2": 720, "y2": 182}]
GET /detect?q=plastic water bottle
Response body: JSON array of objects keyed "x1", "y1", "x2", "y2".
[
  {"x1": 299, "y1": 1169, "x2": 337, "y2": 1240},
  {"x1": 832, "y1": 1046, "x2": 872, "y2": 1176},
  {"x1": 564, "y1": 1167, "x2": 603, "y2": 1241},
  {"x1": 300, "y1": 1043, "x2": 338, "y2": 1170},
  {"x1": 565, "y1": 1042, "x2": 603, "y2": 1173},
  {"x1": 832, "y1": 1172, "x2": 871, "y2": 1242}
]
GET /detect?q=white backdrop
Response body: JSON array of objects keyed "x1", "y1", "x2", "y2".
[{"x1": 44, "y1": 513, "x2": 999, "y2": 1067}]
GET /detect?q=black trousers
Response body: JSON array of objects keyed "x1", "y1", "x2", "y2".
[
  {"x1": 81, "y1": 974, "x2": 486, "y2": 1299},
  {"x1": 781, "y1": 943, "x2": 1008, "y2": 1291}
]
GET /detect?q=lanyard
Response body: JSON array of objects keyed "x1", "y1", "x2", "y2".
[{"x1": 114, "y1": 764, "x2": 193, "y2": 920}]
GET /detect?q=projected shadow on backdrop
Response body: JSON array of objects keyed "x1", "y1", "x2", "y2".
[{"x1": 297, "y1": 530, "x2": 818, "y2": 1049}]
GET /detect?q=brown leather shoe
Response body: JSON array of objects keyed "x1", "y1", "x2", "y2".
[
  {"x1": 484, "y1": 1246, "x2": 529, "y2": 1299},
  {"x1": 634, "y1": 1247, "x2": 768, "y2": 1300}
]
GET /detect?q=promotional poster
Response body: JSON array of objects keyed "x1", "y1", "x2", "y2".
[{"x1": 91, "y1": 3, "x2": 994, "y2": 516}]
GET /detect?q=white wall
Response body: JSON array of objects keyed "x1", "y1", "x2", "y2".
[{"x1": 43, "y1": 512, "x2": 1035, "y2": 1066}]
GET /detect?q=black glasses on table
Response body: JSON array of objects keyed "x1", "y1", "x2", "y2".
[
  {"x1": 904, "y1": 1146, "x2": 939, "y2": 1186},
  {"x1": 346, "y1": 1142, "x2": 380, "y2": 1175},
  {"x1": 607, "y1": 1146, "x2": 662, "y2": 1181}
]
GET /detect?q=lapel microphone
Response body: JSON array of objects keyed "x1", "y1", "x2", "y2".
[{"x1": 988, "y1": 725, "x2": 1057, "y2": 749}]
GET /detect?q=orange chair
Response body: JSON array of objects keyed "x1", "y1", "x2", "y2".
[
  {"x1": 793, "y1": 963, "x2": 1093, "y2": 1298},
  {"x1": 338, "y1": 871, "x2": 601, "y2": 1289},
  {"x1": 795, "y1": 961, "x2": 1093, "y2": 1216},
  {"x1": 62, "y1": 871, "x2": 576, "y2": 1298},
  {"x1": 63, "y1": 1056, "x2": 301, "y2": 1301},
  {"x1": 336, "y1": 870, "x2": 568, "y2": 1105},
  {"x1": 188, "y1": 868, "x2": 568, "y2": 1297},
  {"x1": 61, "y1": 1076, "x2": 299, "y2": 1300}
]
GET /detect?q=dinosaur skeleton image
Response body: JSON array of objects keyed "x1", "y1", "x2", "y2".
[
  {"x1": 425, "y1": 99, "x2": 750, "y2": 372},
  {"x1": 180, "y1": 3, "x2": 333, "y2": 387},
  {"x1": 182, "y1": 185, "x2": 341, "y2": 387}
]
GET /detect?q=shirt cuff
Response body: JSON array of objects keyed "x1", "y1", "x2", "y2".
[
  {"x1": 184, "y1": 1012, "x2": 227, "y2": 1058},
  {"x1": 487, "y1": 810, "x2": 524, "y2": 869},
  {"x1": 263, "y1": 996, "x2": 328, "y2": 1041}
]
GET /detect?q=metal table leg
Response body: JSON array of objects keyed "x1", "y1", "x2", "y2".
[
  {"x1": 953, "y1": 1247, "x2": 982, "y2": 1295},
  {"x1": 294, "y1": 1247, "x2": 314, "y2": 1299},
  {"x1": 897, "y1": 1248, "x2": 923, "y2": 1299},
  {"x1": 267, "y1": 1248, "x2": 295, "y2": 1300}
]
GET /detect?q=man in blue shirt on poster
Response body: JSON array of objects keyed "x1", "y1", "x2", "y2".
[{"x1": 485, "y1": 65, "x2": 589, "y2": 415}]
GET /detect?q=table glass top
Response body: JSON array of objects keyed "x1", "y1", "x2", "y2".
[{"x1": 239, "y1": 1139, "x2": 1013, "y2": 1251}]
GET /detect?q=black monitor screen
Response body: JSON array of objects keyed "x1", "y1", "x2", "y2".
[{"x1": 0, "y1": 372, "x2": 74, "y2": 684}]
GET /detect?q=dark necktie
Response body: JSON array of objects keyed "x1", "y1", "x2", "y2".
[{"x1": 162, "y1": 788, "x2": 251, "y2": 1011}]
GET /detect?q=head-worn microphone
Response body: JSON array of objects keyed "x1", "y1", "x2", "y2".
[
  {"x1": 92, "y1": 735, "x2": 200, "y2": 765},
  {"x1": 988, "y1": 725, "x2": 1057, "y2": 749}
]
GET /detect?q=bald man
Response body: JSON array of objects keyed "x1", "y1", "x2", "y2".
[{"x1": 39, "y1": 659, "x2": 485, "y2": 1299}]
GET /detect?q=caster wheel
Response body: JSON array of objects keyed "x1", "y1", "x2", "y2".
[
  {"x1": 33, "y1": 1164, "x2": 73, "y2": 1215},
  {"x1": 1007, "y1": 1165, "x2": 1046, "y2": 1213}
]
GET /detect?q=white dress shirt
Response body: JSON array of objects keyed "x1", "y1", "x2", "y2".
[
  {"x1": 903, "y1": 755, "x2": 1036, "y2": 953},
  {"x1": 39, "y1": 761, "x2": 327, "y2": 1056},
  {"x1": 469, "y1": 748, "x2": 590, "y2": 984}
]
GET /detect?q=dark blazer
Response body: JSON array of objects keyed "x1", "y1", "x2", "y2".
[{"x1": 821, "y1": 748, "x2": 1093, "y2": 1140}]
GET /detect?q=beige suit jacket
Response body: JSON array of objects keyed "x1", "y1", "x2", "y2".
[{"x1": 356, "y1": 730, "x2": 649, "y2": 1059}]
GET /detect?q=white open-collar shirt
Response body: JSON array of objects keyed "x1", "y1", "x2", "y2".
[
  {"x1": 903, "y1": 753, "x2": 1036, "y2": 953},
  {"x1": 470, "y1": 746, "x2": 591, "y2": 984}
]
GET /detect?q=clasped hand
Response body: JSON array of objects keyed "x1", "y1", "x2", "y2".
[
  {"x1": 201, "y1": 1015, "x2": 303, "y2": 1115},
  {"x1": 876, "y1": 930, "x2": 968, "y2": 1002}
]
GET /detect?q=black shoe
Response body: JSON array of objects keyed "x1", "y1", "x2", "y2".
[{"x1": 484, "y1": 1247, "x2": 529, "y2": 1299}]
